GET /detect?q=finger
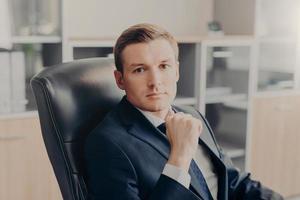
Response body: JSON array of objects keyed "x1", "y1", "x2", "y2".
[
  {"x1": 172, "y1": 112, "x2": 185, "y2": 119},
  {"x1": 167, "y1": 109, "x2": 175, "y2": 117},
  {"x1": 165, "y1": 109, "x2": 175, "y2": 121},
  {"x1": 184, "y1": 114, "x2": 193, "y2": 119}
]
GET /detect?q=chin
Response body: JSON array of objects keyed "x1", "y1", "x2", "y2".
[
  {"x1": 144, "y1": 101, "x2": 170, "y2": 112},
  {"x1": 128, "y1": 95, "x2": 172, "y2": 111}
]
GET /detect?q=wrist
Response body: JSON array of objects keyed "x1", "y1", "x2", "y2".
[
  {"x1": 162, "y1": 163, "x2": 191, "y2": 188},
  {"x1": 167, "y1": 152, "x2": 192, "y2": 172}
]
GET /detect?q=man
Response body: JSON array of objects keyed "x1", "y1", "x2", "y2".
[{"x1": 84, "y1": 23, "x2": 283, "y2": 200}]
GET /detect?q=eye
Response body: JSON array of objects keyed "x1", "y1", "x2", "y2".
[
  {"x1": 160, "y1": 64, "x2": 170, "y2": 70},
  {"x1": 133, "y1": 67, "x2": 145, "y2": 73}
]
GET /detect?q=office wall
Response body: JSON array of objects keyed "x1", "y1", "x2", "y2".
[
  {"x1": 64, "y1": 0, "x2": 214, "y2": 39},
  {"x1": 214, "y1": 0, "x2": 255, "y2": 35}
]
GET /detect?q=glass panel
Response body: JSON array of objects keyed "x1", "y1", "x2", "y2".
[
  {"x1": 23, "y1": 44, "x2": 43, "y2": 111},
  {"x1": 204, "y1": 45, "x2": 250, "y2": 170},
  {"x1": 205, "y1": 103, "x2": 247, "y2": 171},
  {"x1": 206, "y1": 46, "x2": 250, "y2": 104},
  {"x1": 22, "y1": 44, "x2": 62, "y2": 112},
  {"x1": 257, "y1": 0, "x2": 300, "y2": 91},
  {"x1": 10, "y1": 0, "x2": 61, "y2": 36},
  {"x1": 0, "y1": 44, "x2": 62, "y2": 115},
  {"x1": 177, "y1": 44, "x2": 196, "y2": 99}
]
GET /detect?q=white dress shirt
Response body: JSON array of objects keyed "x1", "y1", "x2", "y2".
[{"x1": 137, "y1": 107, "x2": 218, "y2": 200}]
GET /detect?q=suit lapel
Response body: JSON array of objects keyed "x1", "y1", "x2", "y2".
[
  {"x1": 117, "y1": 97, "x2": 226, "y2": 199},
  {"x1": 117, "y1": 97, "x2": 170, "y2": 160},
  {"x1": 128, "y1": 123, "x2": 170, "y2": 159}
]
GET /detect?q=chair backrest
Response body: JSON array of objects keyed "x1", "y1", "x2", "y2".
[{"x1": 31, "y1": 58, "x2": 124, "y2": 200}]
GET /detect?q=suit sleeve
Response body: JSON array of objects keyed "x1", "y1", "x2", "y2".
[
  {"x1": 198, "y1": 111, "x2": 284, "y2": 200},
  {"x1": 84, "y1": 134, "x2": 200, "y2": 200}
]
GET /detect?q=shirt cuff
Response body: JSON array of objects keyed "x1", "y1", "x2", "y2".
[{"x1": 162, "y1": 163, "x2": 191, "y2": 189}]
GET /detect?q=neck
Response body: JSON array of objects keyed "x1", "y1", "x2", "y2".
[
  {"x1": 150, "y1": 108, "x2": 170, "y2": 120},
  {"x1": 124, "y1": 96, "x2": 172, "y2": 120}
]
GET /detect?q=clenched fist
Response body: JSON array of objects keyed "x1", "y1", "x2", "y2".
[{"x1": 165, "y1": 111, "x2": 203, "y2": 172}]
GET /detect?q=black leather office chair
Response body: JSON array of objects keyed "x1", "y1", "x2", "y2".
[{"x1": 31, "y1": 58, "x2": 124, "y2": 200}]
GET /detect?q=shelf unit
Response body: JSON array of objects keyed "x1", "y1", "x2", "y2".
[
  {"x1": 11, "y1": 36, "x2": 62, "y2": 44},
  {"x1": 2, "y1": 37, "x2": 63, "y2": 115},
  {"x1": 0, "y1": 0, "x2": 63, "y2": 116},
  {"x1": 0, "y1": 1, "x2": 63, "y2": 199},
  {"x1": 244, "y1": 0, "x2": 300, "y2": 197}
]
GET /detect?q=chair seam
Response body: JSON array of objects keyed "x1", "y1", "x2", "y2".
[{"x1": 32, "y1": 77, "x2": 78, "y2": 200}]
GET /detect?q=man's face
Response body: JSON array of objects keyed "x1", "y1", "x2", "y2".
[{"x1": 114, "y1": 39, "x2": 179, "y2": 113}]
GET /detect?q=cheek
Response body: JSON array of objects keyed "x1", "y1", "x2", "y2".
[
  {"x1": 163, "y1": 79, "x2": 177, "y2": 98},
  {"x1": 165, "y1": 74, "x2": 178, "y2": 87},
  {"x1": 124, "y1": 79, "x2": 144, "y2": 95},
  {"x1": 170, "y1": 82, "x2": 178, "y2": 93}
]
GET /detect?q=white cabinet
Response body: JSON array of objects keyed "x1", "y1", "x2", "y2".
[
  {"x1": 249, "y1": 93, "x2": 300, "y2": 197},
  {"x1": 0, "y1": 115, "x2": 62, "y2": 200},
  {"x1": 246, "y1": 0, "x2": 300, "y2": 197},
  {"x1": 214, "y1": 3, "x2": 300, "y2": 197}
]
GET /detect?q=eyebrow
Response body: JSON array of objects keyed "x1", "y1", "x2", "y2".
[
  {"x1": 161, "y1": 58, "x2": 172, "y2": 63},
  {"x1": 129, "y1": 63, "x2": 144, "y2": 68},
  {"x1": 128, "y1": 58, "x2": 173, "y2": 68}
]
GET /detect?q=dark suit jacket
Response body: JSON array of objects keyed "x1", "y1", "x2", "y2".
[{"x1": 84, "y1": 97, "x2": 283, "y2": 200}]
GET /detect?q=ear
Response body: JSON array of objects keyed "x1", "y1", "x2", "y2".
[
  {"x1": 114, "y1": 70, "x2": 125, "y2": 90},
  {"x1": 175, "y1": 61, "x2": 180, "y2": 82}
]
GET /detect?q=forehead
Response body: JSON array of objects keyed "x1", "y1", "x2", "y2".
[{"x1": 122, "y1": 39, "x2": 176, "y2": 67}]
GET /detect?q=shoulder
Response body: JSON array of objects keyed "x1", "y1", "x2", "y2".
[{"x1": 85, "y1": 108, "x2": 125, "y2": 148}]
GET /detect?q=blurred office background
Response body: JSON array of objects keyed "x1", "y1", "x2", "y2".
[{"x1": 0, "y1": 0, "x2": 299, "y2": 199}]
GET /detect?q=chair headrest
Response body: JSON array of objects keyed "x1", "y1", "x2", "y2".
[{"x1": 31, "y1": 57, "x2": 124, "y2": 142}]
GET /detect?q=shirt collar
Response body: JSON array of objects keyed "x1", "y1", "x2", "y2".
[{"x1": 136, "y1": 107, "x2": 169, "y2": 127}]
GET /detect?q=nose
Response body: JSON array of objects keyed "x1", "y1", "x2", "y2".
[{"x1": 147, "y1": 68, "x2": 162, "y2": 88}]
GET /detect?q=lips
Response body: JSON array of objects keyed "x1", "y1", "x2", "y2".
[{"x1": 146, "y1": 92, "x2": 165, "y2": 97}]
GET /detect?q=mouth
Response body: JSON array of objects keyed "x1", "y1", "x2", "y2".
[{"x1": 146, "y1": 92, "x2": 166, "y2": 98}]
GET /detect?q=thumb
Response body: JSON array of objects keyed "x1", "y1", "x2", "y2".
[{"x1": 165, "y1": 109, "x2": 175, "y2": 121}]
